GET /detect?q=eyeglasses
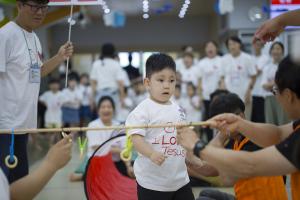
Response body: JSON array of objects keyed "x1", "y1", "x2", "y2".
[
  {"x1": 271, "y1": 85, "x2": 279, "y2": 96},
  {"x1": 23, "y1": 2, "x2": 49, "y2": 13}
]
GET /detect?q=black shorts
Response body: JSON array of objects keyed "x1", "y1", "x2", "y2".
[
  {"x1": 0, "y1": 134, "x2": 29, "y2": 183},
  {"x1": 137, "y1": 182, "x2": 195, "y2": 200}
]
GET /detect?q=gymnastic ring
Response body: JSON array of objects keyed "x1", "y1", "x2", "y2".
[
  {"x1": 120, "y1": 149, "x2": 132, "y2": 162},
  {"x1": 5, "y1": 155, "x2": 18, "y2": 169}
]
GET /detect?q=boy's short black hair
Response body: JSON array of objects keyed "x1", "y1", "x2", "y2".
[
  {"x1": 187, "y1": 82, "x2": 196, "y2": 91},
  {"x1": 183, "y1": 52, "x2": 194, "y2": 59},
  {"x1": 175, "y1": 84, "x2": 181, "y2": 90},
  {"x1": 209, "y1": 93, "x2": 245, "y2": 118},
  {"x1": 48, "y1": 78, "x2": 60, "y2": 85},
  {"x1": 275, "y1": 55, "x2": 300, "y2": 98},
  {"x1": 225, "y1": 36, "x2": 243, "y2": 49},
  {"x1": 17, "y1": 0, "x2": 49, "y2": 4},
  {"x1": 210, "y1": 89, "x2": 229, "y2": 102},
  {"x1": 145, "y1": 53, "x2": 176, "y2": 78},
  {"x1": 80, "y1": 73, "x2": 89, "y2": 79}
]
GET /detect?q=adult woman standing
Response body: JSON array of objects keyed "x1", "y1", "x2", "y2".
[{"x1": 262, "y1": 42, "x2": 289, "y2": 125}]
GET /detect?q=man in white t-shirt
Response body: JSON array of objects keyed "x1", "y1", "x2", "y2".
[
  {"x1": 0, "y1": 0, "x2": 73, "y2": 183},
  {"x1": 221, "y1": 36, "x2": 257, "y2": 104},
  {"x1": 251, "y1": 40, "x2": 270, "y2": 123},
  {"x1": 90, "y1": 43, "x2": 125, "y2": 110},
  {"x1": 126, "y1": 53, "x2": 194, "y2": 200}
]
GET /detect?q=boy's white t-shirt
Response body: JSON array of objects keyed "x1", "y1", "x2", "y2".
[
  {"x1": 86, "y1": 119, "x2": 124, "y2": 160},
  {"x1": 221, "y1": 52, "x2": 257, "y2": 102},
  {"x1": 0, "y1": 169, "x2": 9, "y2": 200},
  {"x1": 126, "y1": 98, "x2": 189, "y2": 192},
  {"x1": 0, "y1": 22, "x2": 43, "y2": 131},
  {"x1": 180, "y1": 96, "x2": 202, "y2": 122},
  {"x1": 39, "y1": 91, "x2": 63, "y2": 126},
  {"x1": 196, "y1": 56, "x2": 223, "y2": 100},
  {"x1": 251, "y1": 54, "x2": 270, "y2": 97},
  {"x1": 61, "y1": 87, "x2": 83, "y2": 109},
  {"x1": 77, "y1": 84, "x2": 93, "y2": 106}
]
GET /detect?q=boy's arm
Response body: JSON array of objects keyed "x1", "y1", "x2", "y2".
[{"x1": 131, "y1": 134, "x2": 166, "y2": 166}]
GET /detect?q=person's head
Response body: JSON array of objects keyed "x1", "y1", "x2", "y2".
[
  {"x1": 210, "y1": 89, "x2": 230, "y2": 102},
  {"x1": 48, "y1": 78, "x2": 60, "y2": 92},
  {"x1": 97, "y1": 96, "x2": 115, "y2": 124},
  {"x1": 175, "y1": 84, "x2": 181, "y2": 99},
  {"x1": 100, "y1": 43, "x2": 116, "y2": 59},
  {"x1": 187, "y1": 82, "x2": 196, "y2": 98},
  {"x1": 80, "y1": 73, "x2": 89, "y2": 86},
  {"x1": 226, "y1": 36, "x2": 243, "y2": 57},
  {"x1": 270, "y1": 41, "x2": 284, "y2": 63},
  {"x1": 145, "y1": 53, "x2": 176, "y2": 104},
  {"x1": 253, "y1": 39, "x2": 264, "y2": 55},
  {"x1": 274, "y1": 56, "x2": 300, "y2": 120},
  {"x1": 209, "y1": 93, "x2": 245, "y2": 138},
  {"x1": 181, "y1": 45, "x2": 193, "y2": 53},
  {"x1": 205, "y1": 41, "x2": 218, "y2": 58},
  {"x1": 16, "y1": 0, "x2": 49, "y2": 31},
  {"x1": 68, "y1": 76, "x2": 78, "y2": 90},
  {"x1": 183, "y1": 52, "x2": 194, "y2": 68}
]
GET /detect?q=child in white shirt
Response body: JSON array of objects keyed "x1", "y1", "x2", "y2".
[
  {"x1": 61, "y1": 76, "x2": 82, "y2": 127},
  {"x1": 39, "y1": 78, "x2": 63, "y2": 144},
  {"x1": 126, "y1": 53, "x2": 194, "y2": 200},
  {"x1": 39, "y1": 78, "x2": 63, "y2": 128},
  {"x1": 181, "y1": 82, "x2": 201, "y2": 123},
  {"x1": 117, "y1": 87, "x2": 134, "y2": 123}
]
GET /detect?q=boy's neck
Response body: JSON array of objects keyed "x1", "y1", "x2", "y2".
[{"x1": 150, "y1": 96, "x2": 171, "y2": 105}]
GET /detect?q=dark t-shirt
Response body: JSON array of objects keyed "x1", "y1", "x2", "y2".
[{"x1": 276, "y1": 120, "x2": 300, "y2": 170}]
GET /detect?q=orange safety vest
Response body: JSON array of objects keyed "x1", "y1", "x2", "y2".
[
  {"x1": 291, "y1": 124, "x2": 300, "y2": 200},
  {"x1": 233, "y1": 138, "x2": 288, "y2": 200}
]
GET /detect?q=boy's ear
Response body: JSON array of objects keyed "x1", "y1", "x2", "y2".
[{"x1": 144, "y1": 77, "x2": 150, "y2": 89}]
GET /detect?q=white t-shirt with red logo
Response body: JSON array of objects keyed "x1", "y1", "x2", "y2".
[
  {"x1": 126, "y1": 98, "x2": 189, "y2": 191},
  {"x1": 221, "y1": 52, "x2": 257, "y2": 102}
]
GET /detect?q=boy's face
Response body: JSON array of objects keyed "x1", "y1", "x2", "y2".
[
  {"x1": 183, "y1": 56, "x2": 193, "y2": 68},
  {"x1": 144, "y1": 68, "x2": 176, "y2": 104},
  {"x1": 68, "y1": 80, "x2": 77, "y2": 89},
  {"x1": 49, "y1": 82, "x2": 59, "y2": 92},
  {"x1": 80, "y1": 76, "x2": 89, "y2": 86},
  {"x1": 175, "y1": 87, "x2": 181, "y2": 99},
  {"x1": 228, "y1": 40, "x2": 241, "y2": 56},
  {"x1": 187, "y1": 85, "x2": 195, "y2": 97},
  {"x1": 17, "y1": 0, "x2": 48, "y2": 30},
  {"x1": 205, "y1": 42, "x2": 217, "y2": 58}
]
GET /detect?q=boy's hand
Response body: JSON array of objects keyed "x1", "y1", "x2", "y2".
[{"x1": 150, "y1": 151, "x2": 166, "y2": 166}]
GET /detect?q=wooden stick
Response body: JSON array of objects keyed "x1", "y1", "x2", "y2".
[{"x1": 0, "y1": 121, "x2": 211, "y2": 134}]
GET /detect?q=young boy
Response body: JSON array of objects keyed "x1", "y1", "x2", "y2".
[
  {"x1": 39, "y1": 78, "x2": 63, "y2": 129},
  {"x1": 39, "y1": 78, "x2": 63, "y2": 145},
  {"x1": 126, "y1": 53, "x2": 194, "y2": 200}
]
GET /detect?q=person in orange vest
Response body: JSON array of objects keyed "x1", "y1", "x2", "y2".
[
  {"x1": 188, "y1": 92, "x2": 287, "y2": 200},
  {"x1": 177, "y1": 55, "x2": 300, "y2": 200}
]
